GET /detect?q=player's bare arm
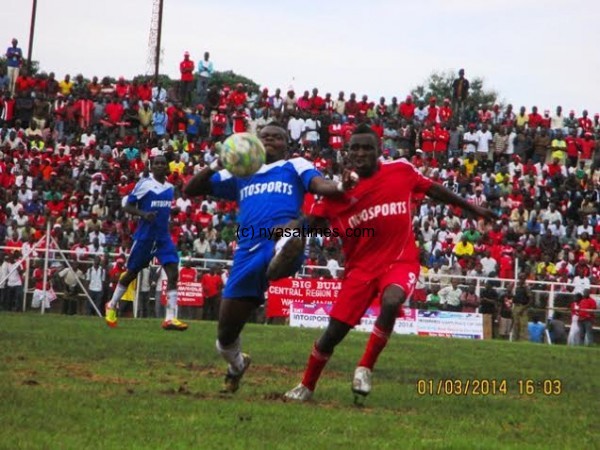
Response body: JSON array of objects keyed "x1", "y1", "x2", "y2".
[
  {"x1": 426, "y1": 183, "x2": 496, "y2": 220},
  {"x1": 124, "y1": 202, "x2": 156, "y2": 222},
  {"x1": 309, "y1": 169, "x2": 357, "y2": 196},
  {"x1": 183, "y1": 166, "x2": 218, "y2": 197}
]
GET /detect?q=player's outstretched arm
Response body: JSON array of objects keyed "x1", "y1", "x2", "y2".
[
  {"x1": 309, "y1": 170, "x2": 357, "y2": 196},
  {"x1": 183, "y1": 164, "x2": 218, "y2": 198},
  {"x1": 426, "y1": 183, "x2": 496, "y2": 220}
]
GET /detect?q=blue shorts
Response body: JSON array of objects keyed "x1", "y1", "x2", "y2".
[
  {"x1": 223, "y1": 240, "x2": 304, "y2": 303},
  {"x1": 127, "y1": 238, "x2": 179, "y2": 273}
]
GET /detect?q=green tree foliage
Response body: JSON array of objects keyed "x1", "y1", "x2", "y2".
[
  {"x1": 411, "y1": 70, "x2": 500, "y2": 108},
  {"x1": 209, "y1": 70, "x2": 260, "y2": 94},
  {"x1": 132, "y1": 74, "x2": 174, "y2": 87},
  {"x1": 0, "y1": 57, "x2": 40, "y2": 75}
]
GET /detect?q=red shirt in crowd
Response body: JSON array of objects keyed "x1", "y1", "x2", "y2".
[{"x1": 201, "y1": 272, "x2": 223, "y2": 298}]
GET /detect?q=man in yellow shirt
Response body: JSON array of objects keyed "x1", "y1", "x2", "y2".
[
  {"x1": 58, "y1": 74, "x2": 73, "y2": 96},
  {"x1": 453, "y1": 236, "x2": 474, "y2": 257},
  {"x1": 536, "y1": 255, "x2": 557, "y2": 277},
  {"x1": 515, "y1": 106, "x2": 529, "y2": 128},
  {"x1": 168, "y1": 153, "x2": 185, "y2": 174},
  {"x1": 550, "y1": 130, "x2": 567, "y2": 164},
  {"x1": 463, "y1": 153, "x2": 478, "y2": 176}
]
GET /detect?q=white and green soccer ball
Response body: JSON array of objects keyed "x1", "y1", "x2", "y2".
[{"x1": 220, "y1": 132, "x2": 266, "y2": 177}]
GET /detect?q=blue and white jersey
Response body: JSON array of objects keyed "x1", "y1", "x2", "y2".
[
  {"x1": 210, "y1": 157, "x2": 321, "y2": 250},
  {"x1": 127, "y1": 176, "x2": 174, "y2": 241}
]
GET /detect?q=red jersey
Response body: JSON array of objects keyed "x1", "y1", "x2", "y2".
[
  {"x1": 115, "y1": 82, "x2": 129, "y2": 98},
  {"x1": 180, "y1": 60, "x2": 195, "y2": 82},
  {"x1": 578, "y1": 117, "x2": 593, "y2": 132},
  {"x1": 426, "y1": 105, "x2": 438, "y2": 123},
  {"x1": 579, "y1": 297, "x2": 596, "y2": 322},
  {"x1": 328, "y1": 124, "x2": 344, "y2": 149},
  {"x1": 434, "y1": 128, "x2": 449, "y2": 152},
  {"x1": 311, "y1": 160, "x2": 432, "y2": 277},
  {"x1": 211, "y1": 113, "x2": 227, "y2": 137},
  {"x1": 180, "y1": 266, "x2": 197, "y2": 283},
  {"x1": 565, "y1": 136, "x2": 579, "y2": 157},
  {"x1": 398, "y1": 102, "x2": 415, "y2": 120},
  {"x1": 201, "y1": 273, "x2": 223, "y2": 298},
  {"x1": 439, "y1": 106, "x2": 452, "y2": 123},
  {"x1": 421, "y1": 129, "x2": 435, "y2": 152},
  {"x1": 578, "y1": 138, "x2": 595, "y2": 160}
]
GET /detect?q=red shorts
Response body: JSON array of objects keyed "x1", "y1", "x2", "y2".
[{"x1": 329, "y1": 262, "x2": 420, "y2": 327}]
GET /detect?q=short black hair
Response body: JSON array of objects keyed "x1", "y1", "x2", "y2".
[
  {"x1": 262, "y1": 121, "x2": 286, "y2": 133},
  {"x1": 351, "y1": 123, "x2": 379, "y2": 142}
]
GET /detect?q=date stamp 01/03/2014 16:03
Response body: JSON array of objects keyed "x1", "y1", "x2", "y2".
[{"x1": 416, "y1": 379, "x2": 563, "y2": 396}]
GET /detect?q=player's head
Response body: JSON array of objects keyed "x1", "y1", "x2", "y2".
[
  {"x1": 259, "y1": 122, "x2": 287, "y2": 163},
  {"x1": 348, "y1": 124, "x2": 380, "y2": 178},
  {"x1": 151, "y1": 155, "x2": 168, "y2": 180}
]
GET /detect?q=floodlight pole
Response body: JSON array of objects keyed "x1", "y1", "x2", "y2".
[
  {"x1": 27, "y1": 0, "x2": 38, "y2": 72},
  {"x1": 154, "y1": 0, "x2": 164, "y2": 85}
]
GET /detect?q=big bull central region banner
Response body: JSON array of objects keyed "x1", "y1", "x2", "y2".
[{"x1": 269, "y1": 278, "x2": 484, "y2": 339}]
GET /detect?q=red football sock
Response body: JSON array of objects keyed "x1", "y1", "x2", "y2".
[
  {"x1": 301, "y1": 343, "x2": 331, "y2": 391},
  {"x1": 358, "y1": 325, "x2": 391, "y2": 370}
]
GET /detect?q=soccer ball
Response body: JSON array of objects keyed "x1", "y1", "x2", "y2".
[{"x1": 220, "y1": 132, "x2": 266, "y2": 177}]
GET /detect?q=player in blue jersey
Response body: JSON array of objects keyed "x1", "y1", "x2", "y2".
[
  {"x1": 105, "y1": 155, "x2": 188, "y2": 331},
  {"x1": 184, "y1": 123, "x2": 350, "y2": 393}
]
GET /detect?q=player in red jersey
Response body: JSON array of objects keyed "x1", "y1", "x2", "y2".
[{"x1": 284, "y1": 124, "x2": 495, "y2": 402}]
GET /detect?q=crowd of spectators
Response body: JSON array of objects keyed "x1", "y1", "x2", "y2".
[{"x1": 0, "y1": 43, "x2": 598, "y2": 338}]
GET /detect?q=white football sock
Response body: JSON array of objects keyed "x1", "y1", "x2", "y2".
[
  {"x1": 107, "y1": 284, "x2": 127, "y2": 309},
  {"x1": 165, "y1": 289, "x2": 178, "y2": 321},
  {"x1": 216, "y1": 338, "x2": 245, "y2": 374}
]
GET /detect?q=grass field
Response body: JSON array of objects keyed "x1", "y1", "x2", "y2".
[{"x1": 1, "y1": 314, "x2": 598, "y2": 450}]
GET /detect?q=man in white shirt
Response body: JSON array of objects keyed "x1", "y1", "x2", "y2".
[
  {"x1": 151, "y1": 83, "x2": 167, "y2": 104},
  {"x1": 438, "y1": 279, "x2": 463, "y2": 312},
  {"x1": 287, "y1": 112, "x2": 305, "y2": 146},
  {"x1": 196, "y1": 51, "x2": 214, "y2": 101},
  {"x1": 463, "y1": 124, "x2": 478, "y2": 153},
  {"x1": 550, "y1": 106, "x2": 564, "y2": 134},
  {"x1": 326, "y1": 254, "x2": 342, "y2": 279},
  {"x1": 476, "y1": 124, "x2": 493, "y2": 160},
  {"x1": 6, "y1": 253, "x2": 23, "y2": 311},
  {"x1": 193, "y1": 233, "x2": 211, "y2": 257},
  {"x1": 85, "y1": 257, "x2": 105, "y2": 315},
  {"x1": 0, "y1": 253, "x2": 9, "y2": 310},
  {"x1": 576, "y1": 218, "x2": 594, "y2": 237},
  {"x1": 59, "y1": 262, "x2": 84, "y2": 315},
  {"x1": 480, "y1": 252, "x2": 498, "y2": 276},
  {"x1": 175, "y1": 193, "x2": 192, "y2": 213},
  {"x1": 303, "y1": 114, "x2": 321, "y2": 148}
]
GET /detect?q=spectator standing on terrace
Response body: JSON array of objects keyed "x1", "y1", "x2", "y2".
[
  {"x1": 567, "y1": 296, "x2": 581, "y2": 346},
  {"x1": 498, "y1": 293, "x2": 513, "y2": 340},
  {"x1": 196, "y1": 52, "x2": 213, "y2": 102},
  {"x1": 547, "y1": 312, "x2": 567, "y2": 344},
  {"x1": 578, "y1": 290, "x2": 596, "y2": 346},
  {"x1": 201, "y1": 266, "x2": 223, "y2": 321},
  {"x1": 512, "y1": 276, "x2": 532, "y2": 341},
  {"x1": 58, "y1": 262, "x2": 84, "y2": 315},
  {"x1": 284, "y1": 125, "x2": 494, "y2": 402},
  {"x1": 180, "y1": 52, "x2": 195, "y2": 107},
  {"x1": 439, "y1": 279, "x2": 463, "y2": 311},
  {"x1": 6, "y1": 38, "x2": 23, "y2": 95},
  {"x1": 452, "y1": 69, "x2": 469, "y2": 118},
  {"x1": 480, "y1": 281, "x2": 499, "y2": 337}
]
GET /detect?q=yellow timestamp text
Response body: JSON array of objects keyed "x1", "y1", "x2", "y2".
[{"x1": 416, "y1": 379, "x2": 563, "y2": 396}]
